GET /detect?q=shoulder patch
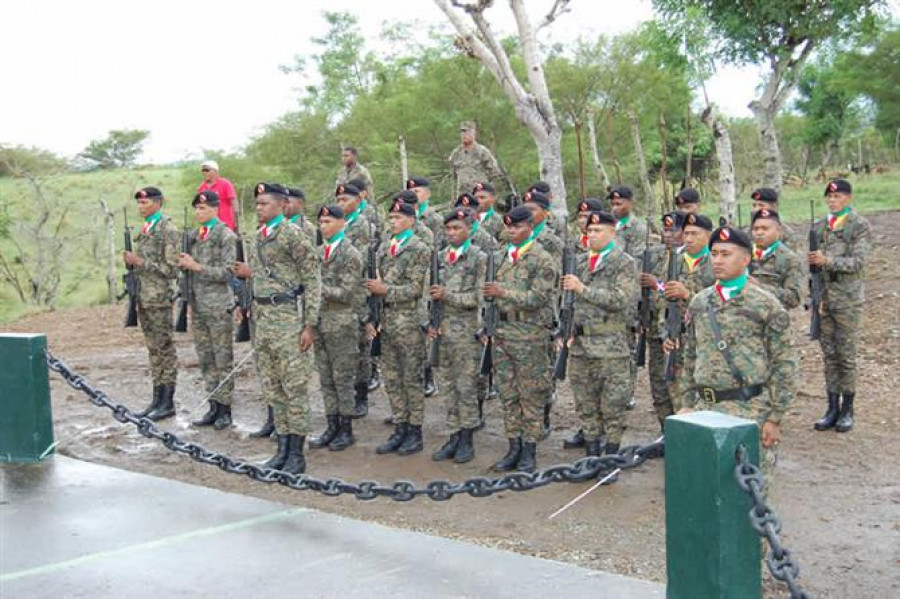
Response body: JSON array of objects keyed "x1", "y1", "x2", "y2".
[{"x1": 770, "y1": 310, "x2": 791, "y2": 332}]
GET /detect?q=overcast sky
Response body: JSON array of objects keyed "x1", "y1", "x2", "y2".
[{"x1": 2, "y1": 0, "x2": 882, "y2": 164}]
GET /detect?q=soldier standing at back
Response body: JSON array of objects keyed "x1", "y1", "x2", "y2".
[
  {"x1": 609, "y1": 186, "x2": 648, "y2": 259},
  {"x1": 449, "y1": 121, "x2": 505, "y2": 198},
  {"x1": 560, "y1": 211, "x2": 638, "y2": 456},
  {"x1": 483, "y1": 206, "x2": 556, "y2": 473},
  {"x1": 176, "y1": 190, "x2": 237, "y2": 430},
  {"x1": 309, "y1": 205, "x2": 365, "y2": 451},
  {"x1": 233, "y1": 183, "x2": 321, "y2": 474},
  {"x1": 336, "y1": 146, "x2": 374, "y2": 199},
  {"x1": 749, "y1": 208, "x2": 803, "y2": 310},
  {"x1": 674, "y1": 188, "x2": 702, "y2": 215},
  {"x1": 285, "y1": 186, "x2": 317, "y2": 241},
  {"x1": 473, "y1": 182, "x2": 504, "y2": 240},
  {"x1": 366, "y1": 199, "x2": 431, "y2": 456},
  {"x1": 572, "y1": 199, "x2": 604, "y2": 255},
  {"x1": 810, "y1": 179, "x2": 871, "y2": 433},
  {"x1": 124, "y1": 187, "x2": 181, "y2": 421},
  {"x1": 749, "y1": 188, "x2": 800, "y2": 250}
]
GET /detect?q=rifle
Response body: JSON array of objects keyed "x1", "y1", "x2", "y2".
[
  {"x1": 634, "y1": 217, "x2": 654, "y2": 367},
  {"x1": 363, "y1": 235, "x2": 383, "y2": 357},
  {"x1": 476, "y1": 252, "x2": 497, "y2": 376},
  {"x1": 231, "y1": 195, "x2": 252, "y2": 342},
  {"x1": 174, "y1": 207, "x2": 192, "y2": 333},
  {"x1": 663, "y1": 248, "x2": 683, "y2": 381},
  {"x1": 807, "y1": 200, "x2": 824, "y2": 340},
  {"x1": 422, "y1": 249, "x2": 444, "y2": 367},
  {"x1": 552, "y1": 244, "x2": 576, "y2": 380},
  {"x1": 119, "y1": 208, "x2": 140, "y2": 327}
]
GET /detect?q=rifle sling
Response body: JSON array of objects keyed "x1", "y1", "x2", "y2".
[{"x1": 705, "y1": 301, "x2": 748, "y2": 387}]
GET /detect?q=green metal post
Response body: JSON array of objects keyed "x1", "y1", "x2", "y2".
[
  {"x1": 0, "y1": 334, "x2": 55, "y2": 462},
  {"x1": 666, "y1": 411, "x2": 761, "y2": 599}
]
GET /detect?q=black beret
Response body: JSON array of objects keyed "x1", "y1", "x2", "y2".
[
  {"x1": 675, "y1": 188, "x2": 700, "y2": 204},
  {"x1": 255, "y1": 182, "x2": 288, "y2": 198},
  {"x1": 335, "y1": 184, "x2": 361, "y2": 198},
  {"x1": 751, "y1": 208, "x2": 781, "y2": 224},
  {"x1": 683, "y1": 213, "x2": 713, "y2": 231},
  {"x1": 824, "y1": 179, "x2": 852, "y2": 196},
  {"x1": 607, "y1": 186, "x2": 634, "y2": 201},
  {"x1": 503, "y1": 205, "x2": 534, "y2": 226},
  {"x1": 193, "y1": 190, "x2": 220, "y2": 206},
  {"x1": 528, "y1": 181, "x2": 551, "y2": 194},
  {"x1": 444, "y1": 208, "x2": 474, "y2": 225},
  {"x1": 317, "y1": 204, "x2": 345, "y2": 219},
  {"x1": 134, "y1": 186, "x2": 163, "y2": 200},
  {"x1": 395, "y1": 189, "x2": 419, "y2": 204},
  {"x1": 522, "y1": 190, "x2": 550, "y2": 210},
  {"x1": 710, "y1": 226, "x2": 753, "y2": 252},
  {"x1": 390, "y1": 200, "x2": 416, "y2": 217},
  {"x1": 286, "y1": 186, "x2": 306, "y2": 200},
  {"x1": 472, "y1": 182, "x2": 495, "y2": 194},
  {"x1": 586, "y1": 211, "x2": 616, "y2": 226},
  {"x1": 347, "y1": 177, "x2": 367, "y2": 191},
  {"x1": 455, "y1": 193, "x2": 477, "y2": 208},
  {"x1": 578, "y1": 198, "x2": 605, "y2": 213},
  {"x1": 406, "y1": 177, "x2": 430, "y2": 189},
  {"x1": 750, "y1": 188, "x2": 778, "y2": 203}
]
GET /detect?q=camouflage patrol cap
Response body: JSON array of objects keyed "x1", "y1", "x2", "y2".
[
  {"x1": 134, "y1": 186, "x2": 163, "y2": 200},
  {"x1": 750, "y1": 188, "x2": 778, "y2": 203},
  {"x1": 710, "y1": 226, "x2": 753, "y2": 252},
  {"x1": 460, "y1": 121, "x2": 476, "y2": 131},
  {"x1": 193, "y1": 190, "x2": 220, "y2": 207},
  {"x1": 578, "y1": 198, "x2": 604, "y2": 213},
  {"x1": 503, "y1": 205, "x2": 534, "y2": 226},
  {"x1": 683, "y1": 213, "x2": 713, "y2": 231},
  {"x1": 444, "y1": 207, "x2": 474, "y2": 225},
  {"x1": 455, "y1": 193, "x2": 477, "y2": 208},
  {"x1": 824, "y1": 179, "x2": 852, "y2": 196},
  {"x1": 751, "y1": 208, "x2": 781, "y2": 224},
  {"x1": 586, "y1": 211, "x2": 616, "y2": 227},
  {"x1": 317, "y1": 204, "x2": 345, "y2": 219},
  {"x1": 255, "y1": 182, "x2": 289, "y2": 198},
  {"x1": 334, "y1": 184, "x2": 361, "y2": 198}
]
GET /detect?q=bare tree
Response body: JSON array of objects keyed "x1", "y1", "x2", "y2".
[
  {"x1": 586, "y1": 108, "x2": 612, "y2": 191},
  {"x1": 435, "y1": 0, "x2": 570, "y2": 217},
  {"x1": 628, "y1": 110, "x2": 656, "y2": 222},
  {"x1": 702, "y1": 105, "x2": 736, "y2": 222}
]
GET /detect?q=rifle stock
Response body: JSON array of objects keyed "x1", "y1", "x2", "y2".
[
  {"x1": 423, "y1": 249, "x2": 443, "y2": 367},
  {"x1": 477, "y1": 252, "x2": 497, "y2": 376},
  {"x1": 174, "y1": 206, "x2": 192, "y2": 333},
  {"x1": 663, "y1": 248, "x2": 682, "y2": 382},
  {"x1": 635, "y1": 216, "x2": 653, "y2": 367},
  {"x1": 233, "y1": 234, "x2": 252, "y2": 342},
  {"x1": 552, "y1": 245, "x2": 576, "y2": 381},
  {"x1": 363, "y1": 235, "x2": 383, "y2": 358},
  {"x1": 121, "y1": 207, "x2": 140, "y2": 327}
]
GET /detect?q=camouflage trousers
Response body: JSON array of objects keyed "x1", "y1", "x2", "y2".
[
  {"x1": 381, "y1": 319, "x2": 426, "y2": 426},
  {"x1": 316, "y1": 327, "x2": 360, "y2": 417},
  {"x1": 138, "y1": 303, "x2": 177, "y2": 386},
  {"x1": 255, "y1": 320, "x2": 312, "y2": 435},
  {"x1": 666, "y1": 346, "x2": 687, "y2": 413},
  {"x1": 568, "y1": 355, "x2": 631, "y2": 444},
  {"x1": 648, "y1": 338, "x2": 673, "y2": 427},
  {"x1": 495, "y1": 331, "x2": 551, "y2": 443},
  {"x1": 435, "y1": 330, "x2": 481, "y2": 431},
  {"x1": 819, "y1": 304, "x2": 862, "y2": 394},
  {"x1": 191, "y1": 307, "x2": 234, "y2": 405},
  {"x1": 355, "y1": 327, "x2": 374, "y2": 386}
]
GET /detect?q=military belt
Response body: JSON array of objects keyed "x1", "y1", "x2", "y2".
[
  {"x1": 701, "y1": 384, "x2": 764, "y2": 403},
  {"x1": 498, "y1": 311, "x2": 537, "y2": 323},
  {"x1": 574, "y1": 321, "x2": 624, "y2": 336},
  {"x1": 384, "y1": 300, "x2": 418, "y2": 310},
  {"x1": 253, "y1": 294, "x2": 297, "y2": 306}
]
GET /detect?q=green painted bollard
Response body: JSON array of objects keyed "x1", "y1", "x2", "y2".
[
  {"x1": 0, "y1": 334, "x2": 55, "y2": 462},
  {"x1": 666, "y1": 411, "x2": 761, "y2": 599}
]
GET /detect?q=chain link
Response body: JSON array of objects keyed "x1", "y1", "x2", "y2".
[
  {"x1": 734, "y1": 445, "x2": 811, "y2": 599},
  {"x1": 45, "y1": 350, "x2": 664, "y2": 502}
]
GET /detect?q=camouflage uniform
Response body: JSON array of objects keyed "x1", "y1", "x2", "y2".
[
  {"x1": 343, "y1": 209, "x2": 378, "y2": 391},
  {"x1": 478, "y1": 209, "x2": 504, "y2": 240},
  {"x1": 419, "y1": 205, "x2": 445, "y2": 247},
  {"x1": 249, "y1": 219, "x2": 321, "y2": 435},
  {"x1": 134, "y1": 214, "x2": 180, "y2": 386},
  {"x1": 530, "y1": 221, "x2": 564, "y2": 261},
  {"x1": 189, "y1": 222, "x2": 237, "y2": 404},
  {"x1": 568, "y1": 244, "x2": 638, "y2": 445},
  {"x1": 751, "y1": 242, "x2": 803, "y2": 310},
  {"x1": 336, "y1": 162, "x2": 375, "y2": 201},
  {"x1": 470, "y1": 221, "x2": 498, "y2": 254},
  {"x1": 814, "y1": 210, "x2": 871, "y2": 394},
  {"x1": 449, "y1": 142, "x2": 504, "y2": 198},
  {"x1": 289, "y1": 214, "x2": 317, "y2": 242},
  {"x1": 642, "y1": 243, "x2": 672, "y2": 425},
  {"x1": 493, "y1": 244, "x2": 556, "y2": 443},
  {"x1": 315, "y1": 236, "x2": 365, "y2": 417},
  {"x1": 378, "y1": 234, "x2": 431, "y2": 426},
  {"x1": 435, "y1": 244, "x2": 486, "y2": 430},
  {"x1": 615, "y1": 215, "x2": 648, "y2": 260}
]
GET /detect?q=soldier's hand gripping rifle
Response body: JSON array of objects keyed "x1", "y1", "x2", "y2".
[
  {"x1": 663, "y1": 248, "x2": 682, "y2": 382},
  {"x1": 552, "y1": 244, "x2": 576, "y2": 380},
  {"x1": 634, "y1": 217, "x2": 653, "y2": 367},
  {"x1": 362, "y1": 237, "x2": 384, "y2": 357},
  {"x1": 476, "y1": 252, "x2": 497, "y2": 376},
  {"x1": 807, "y1": 199, "x2": 824, "y2": 340},
  {"x1": 422, "y1": 249, "x2": 444, "y2": 367},
  {"x1": 119, "y1": 207, "x2": 140, "y2": 327},
  {"x1": 174, "y1": 207, "x2": 193, "y2": 333}
]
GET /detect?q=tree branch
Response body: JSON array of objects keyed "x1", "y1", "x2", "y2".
[{"x1": 535, "y1": 0, "x2": 571, "y2": 32}]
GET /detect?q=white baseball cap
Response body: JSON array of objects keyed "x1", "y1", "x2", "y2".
[{"x1": 201, "y1": 160, "x2": 219, "y2": 171}]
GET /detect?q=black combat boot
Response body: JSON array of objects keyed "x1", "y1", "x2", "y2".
[
  {"x1": 249, "y1": 406, "x2": 275, "y2": 439},
  {"x1": 281, "y1": 435, "x2": 307, "y2": 475},
  {"x1": 423, "y1": 366, "x2": 437, "y2": 397},
  {"x1": 329, "y1": 417, "x2": 355, "y2": 451},
  {"x1": 263, "y1": 434, "x2": 290, "y2": 470},
  {"x1": 813, "y1": 392, "x2": 841, "y2": 431},
  {"x1": 454, "y1": 428, "x2": 475, "y2": 464},
  {"x1": 383, "y1": 415, "x2": 394, "y2": 426},
  {"x1": 193, "y1": 401, "x2": 219, "y2": 427},
  {"x1": 146, "y1": 384, "x2": 175, "y2": 421},
  {"x1": 376, "y1": 423, "x2": 408, "y2": 454},
  {"x1": 135, "y1": 385, "x2": 163, "y2": 418},
  {"x1": 432, "y1": 432, "x2": 460, "y2": 461},
  {"x1": 309, "y1": 415, "x2": 340, "y2": 449},
  {"x1": 835, "y1": 393, "x2": 855, "y2": 433},
  {"x1": 541, "y1": 401, "x2": 553, "y2": 440},
  {"x1": 563, "y1": 429, "x2": 586, "y2": 449},
  {"x1": 492, "y1": 438, "x2": 522, "y2": 472},
  {"x1": 397, "y1": 425, "x2": 423, "y2": 455},
  {"x1": 213, "y1": 404, "x2": 232, "y2": 430},
  {"x1": 603, "y1": 442, "x2": 620, "y2": 456},
  {"x1": 585, "y1": 438, "x2": 602, "y2": 457},
  {"x1": 517, "y1": 442, "x2": 537, "y2": 473},
  {"x1": 350, "y1": 382, "x2": 369, "y2": 419}
]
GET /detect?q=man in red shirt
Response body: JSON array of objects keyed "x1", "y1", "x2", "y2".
[{"x1": 198, "y1": 160, "x2": 237, "y2": 230}]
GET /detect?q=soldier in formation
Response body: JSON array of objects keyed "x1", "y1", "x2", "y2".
[{"x1": 749, "y1": 208, "x2": 803, "y2": 310}]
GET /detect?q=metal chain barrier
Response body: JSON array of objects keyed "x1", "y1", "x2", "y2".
[
  {"x1": 734, "y1": 445, "x2": 811, "y2": 599},
  {"x1": 46, "y1": 350, "x2": 664, "y2": 502}
]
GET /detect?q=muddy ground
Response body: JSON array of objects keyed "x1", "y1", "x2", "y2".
[{"x1": 6, "y1": 212, "x2": 899, "y2": 598}]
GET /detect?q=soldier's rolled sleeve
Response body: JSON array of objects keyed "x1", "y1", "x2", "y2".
[
  {"x1": 764, "y1": 306, "x2": 797, "y2": 424},
  {"x1": 825, "y1": 220, "x2": 871, "y2": 274}
]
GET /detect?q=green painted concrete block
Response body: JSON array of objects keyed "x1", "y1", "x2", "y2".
[
  {"x1": 666, "y1": 411, "x2": 761, "y2": 599},
  {"x1": 0, "y1": 334, "x2": 55, "y2": 462}
]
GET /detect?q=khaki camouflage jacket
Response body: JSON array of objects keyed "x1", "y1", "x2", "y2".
[
  {"x1": 449, "y1": 142, "x2": 503, "y2": 197},
  {"x1": 479, "y1": 209, "x2": 504, "y2": 240},
  {"x1": 134, "y1": 214, "x2": 180, "y2": 307},
  {"x1": 751, "y1": 242, "x2": 803, "y2": 310},
  {"x1": 289, "y1": 214, "x2": 318, "y2": 243},
  {"x1": 815, "y1": 209, "x2": 871, "y2": 308},
  {"x1": 493, "y1": 244, "x2": 557, "y2": 342},
  {"x1": 436, "y1": 245, "x2": 486, "y2": 339},
  {"x1": 616, "y1": 216, "x2": 649, "y2": 260},
  {"x1": 377, "y1": 233, "x2": 430, "y2": 329},
  {"x1": 336, "y1": 162, "x2": 375, "y2": 200},
  {"x1": 470, "y1": 222, "x2": 498, "y2": 254},
  {"x1": 189, "y1": 222, "x2": 236, "y2": 313},
  {"x1": 318, "y1": 238, "x2": 364, "y2": 334},
  {"x1": 344, "y1": 211, "x2": 375, "y2": 253}
]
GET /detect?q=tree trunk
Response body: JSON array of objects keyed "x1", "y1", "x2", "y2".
[
  {"x1": 586, "y1": 110, "x2": 612, "y2": 191},
  {"x1": 659, "y1": 112, "x2": 669, "y2": 212},
  {"x1": 533, "y1": 125, "x2": 566, "y2": 223},
  {"x1": 628, "y1": 110, "x2": 656, "y2": 222},
  {"x1": 702, "y1": 105, "x2": 736, "y2": 222},
  {"x1": 398, "y1": 135, "x2": 409, "y2": 186},
  {"x1": 818, "y1": 141, "x2": 835, "y2": 172},
  {"x1": 685, "y1": 105, "x2": 694, "y2": 185},
  {"x1": 574, "y1": 119, "x2": 586, "y2": 200},
  {"x1": 750, "y1": 102, "x2": 783, "y2": 192}
]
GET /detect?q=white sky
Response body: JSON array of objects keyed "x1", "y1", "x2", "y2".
[{"x1": 0, "y1": 0, "x2": 814, "y2": 164}]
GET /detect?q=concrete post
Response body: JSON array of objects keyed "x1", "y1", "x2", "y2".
[
  {"x1": 665, "y1": 411, "x2": 761, "y2": 599},
  {"x1": 0, "y1": 333, "x2": 55, "y2": 462}
]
